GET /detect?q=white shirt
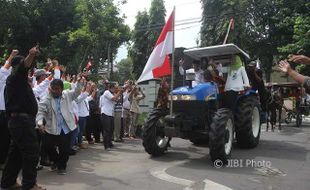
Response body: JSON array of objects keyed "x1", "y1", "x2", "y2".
[
  {"x1": 33, "y1": 79, "x2": 51, "y2": 102},
  {"x1": 72, "y1": 101, "x2": 79, "y2": 122},
  {"x1": 100, "y1": 90, "x2": 116, "y2": 117},
  {"x1": 179, "y1": 66, "x2": 205, "y2": 86},
  {"x1": 76, "y1": 92, "x2": 90, "y2": 117},
  {"x1": 224, "y1": 66, "x2": 250, "y2": 92},
  {"x1": 122, "y1": 91, "x2": 130, "y2": 110},
  {"x1": 0, "y1": 66, "x2": 11, "y2": 110}
]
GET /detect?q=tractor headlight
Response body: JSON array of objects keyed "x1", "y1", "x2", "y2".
[
  {"x1": 168, "y1": 95, "x2": 179, "y2": 101},
  {"x1": 180, "y1": 95, "x2": 197, "y2": 101}
]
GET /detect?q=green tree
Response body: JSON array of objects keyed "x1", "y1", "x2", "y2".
[
  {"x1": 148, "y1": 0, "x2": 166, "y2": 53},
  {"x1": 129, "y1": 10, "x2": 150, "y2": 79},
  {"x1": 129, "y1": 0, "x2": 166, "y2": 79},
  {"x1": 200, "y1": 0, "x2": 309, "y2": 81},
  {"x1": 115, "y1": 57, "x2": 134, "y2": 83},
  {"x1": 0, "y1": 0, "x2": 130, "y2": 76}
]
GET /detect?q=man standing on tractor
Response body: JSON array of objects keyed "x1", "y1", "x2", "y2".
[{"x1": 179, "y1": 59, "x2": 205, "y2": 87}]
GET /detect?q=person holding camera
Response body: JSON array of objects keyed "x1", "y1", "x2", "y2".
[
  {"x1": 122, "y1": 80, "x2": 133, "y2": 138},
  {"x1": 128, "y1": 85, "x2": 145, "y2": 139}
]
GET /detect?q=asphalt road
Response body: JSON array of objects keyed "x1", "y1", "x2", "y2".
[{"x1": 1, "y1": 122, "x2": 310, "y2": 190}]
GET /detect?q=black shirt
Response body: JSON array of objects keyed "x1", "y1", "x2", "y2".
[{"x1": 5, "y1": 62, "x2": 38, "y2": 117}]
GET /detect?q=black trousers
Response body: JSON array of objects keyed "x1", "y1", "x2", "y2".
[
  {"x1": 0, "y1": 112, "x2": 9, "y2": 164},
  {"x1": 101, "y1": 114, "x2": 114, "y2": 149},
  {"x1": 42, "y1": 131, "x2": 71, "y2": 170},
  {"x1": 86, "y1": 114, "x2": 101, "y2": 142},
  {"x1": 1, "y1": 115, "x2": 39, "y2": 190},
  {"x1": 36, "y1": 131, "x2": 49, "y2": 165},
  {"x1": 222, "y1": 90, "x2": 238, "y2": 111}
]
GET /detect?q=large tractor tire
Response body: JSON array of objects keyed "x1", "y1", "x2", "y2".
[
  {"x1": 235, "y1": 96, "x2": 261, "y2": 148},
  {"x1": 142, "y1": 108, "x2": 170, "y2": 156},
  {"x1": 209, "y1": 108, "x2": 234, "y2": 163}
]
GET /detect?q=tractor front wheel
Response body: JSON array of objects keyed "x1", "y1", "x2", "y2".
[
  {"x1": 209, "y1": 108, "x2": 234, "y2": 164},
  {"x1": 142, "y1": 108, "x2": 170, "y2": 156}
]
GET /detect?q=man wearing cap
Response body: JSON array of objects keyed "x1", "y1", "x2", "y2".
[
  {"x1": 1, "y1": 46, "x2": 46, "y2": 190},
  {"x1": 32, "y1": 69, "x2": 52, "y2": 102},
  {"x1": 179, "y1": 59, "x2": 205, "y2": 86}
]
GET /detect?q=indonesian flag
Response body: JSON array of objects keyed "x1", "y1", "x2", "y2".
[{"x1": 137, "y1": 10, "x2": 174, "y2": 83}]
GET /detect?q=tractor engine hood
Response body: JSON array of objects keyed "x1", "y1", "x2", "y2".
[{"x1": 171, "y1": 82, "x2": 218, "y2": 101}]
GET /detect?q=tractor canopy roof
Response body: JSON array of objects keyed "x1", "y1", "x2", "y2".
[{"x1": 184, "y1": 44, "x2": 250, "y2": 60}]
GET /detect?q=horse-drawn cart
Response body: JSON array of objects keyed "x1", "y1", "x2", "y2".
[{"x1": 266, "y1": 82, "x2": 309, "y2": 127}]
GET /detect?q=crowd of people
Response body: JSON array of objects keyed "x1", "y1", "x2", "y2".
[
  {"x1": 0, "y1": 45, "x2": 308, "y2": 190},
  {"x1": 0, "y1": 46, "x2": 145, "y2": 190}
]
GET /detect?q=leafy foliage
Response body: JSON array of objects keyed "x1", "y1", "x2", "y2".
[
  {"x1": 200, "y1": 0, "x2": 310, "y2": 80},
  {"x1": 115, "y1": 57, "x2": 134, "y2": 83},
  {"x1": 0, "y1": 0, "x2": 130, "y2": 76}
]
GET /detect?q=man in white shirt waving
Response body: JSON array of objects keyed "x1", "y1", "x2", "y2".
[{"x1": 179, "y1": 59, "x2": 205, "y2": 87}]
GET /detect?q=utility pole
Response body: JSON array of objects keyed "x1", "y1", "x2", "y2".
[{"x1": 107, "y1": 42, "x2": 113, "y2": 79}]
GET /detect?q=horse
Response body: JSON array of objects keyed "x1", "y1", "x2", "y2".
[{"x1": 266, "y1": 87, "x2": 284, "y2": 131}]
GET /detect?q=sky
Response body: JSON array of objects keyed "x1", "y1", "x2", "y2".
[{"x1": 115, "y1": 0, "x2": 202, "y2": 62}]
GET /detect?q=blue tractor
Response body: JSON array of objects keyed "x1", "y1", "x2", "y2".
[{"x1": 142, "y1": 44, "x2": 262, "y2": 163}]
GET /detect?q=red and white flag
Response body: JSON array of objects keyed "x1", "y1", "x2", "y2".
[{"x1": 137, "y1": 10, "x2": 174, "y2": 83}]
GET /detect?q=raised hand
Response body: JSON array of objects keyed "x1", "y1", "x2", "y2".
[
  {"x1": 10, "y1": 49, "x2": 19, "y2": 57},
  {"x1": 278, "y1": 60, "x2": 291, "y2": 73},
  {"x1": 179, "y1": 58, "x2": 184, "y2": 67},
  {"x1": 29, "y1": 46, "x2": 40, "y2": 57},
  {"x1": 289, "y1": 55, "x2": 310, "y2": 65}
]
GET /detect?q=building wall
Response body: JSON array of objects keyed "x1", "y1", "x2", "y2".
[{"x1": 138, "y1": 80, "x2": 160, "y2": 113}]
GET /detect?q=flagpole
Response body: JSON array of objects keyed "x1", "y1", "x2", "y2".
[
  {"x1": 169, "y1": 7, "x2": 175, "y2": 115},
  {"x1": 223, "y1": 18, "x2": 233, "y2": 45}
]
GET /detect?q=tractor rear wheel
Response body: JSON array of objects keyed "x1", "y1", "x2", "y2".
[{"x1": 235, "y1": 96, "x2": 261, "y2": 148}]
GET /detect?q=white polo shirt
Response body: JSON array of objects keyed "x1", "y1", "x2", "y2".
[{"x1": 100, "y1": 90, "x2": 116, "y2": 117}]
